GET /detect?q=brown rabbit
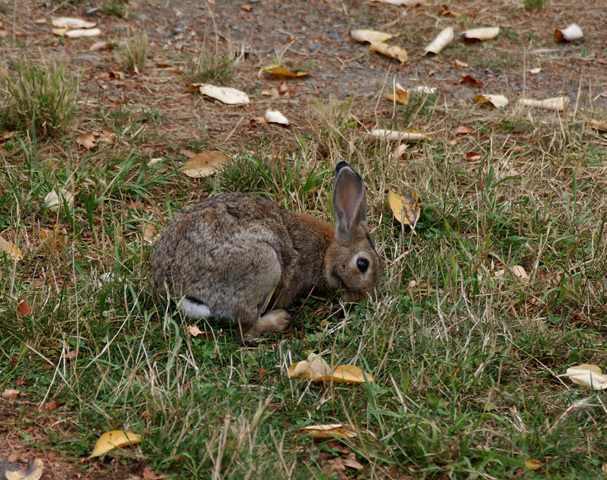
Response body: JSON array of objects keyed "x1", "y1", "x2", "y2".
[{"x1": 150, "y1": 161, "x2": 382, "y2": 337}]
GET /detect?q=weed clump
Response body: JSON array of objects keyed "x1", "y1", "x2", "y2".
[
  {"x1": 189, "y1": 35, "x2": 238, "y2": 85},
  {"x1": 1, "y1": 61, "x2": 79, "y2": 137},
  {"x1": 120, "y1": 32, "x2": 148, "y2": 73}
]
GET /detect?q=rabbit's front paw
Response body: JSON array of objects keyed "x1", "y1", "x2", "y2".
[{"x1": 246, "y1": 309, "x2": 290, "y2": 337}]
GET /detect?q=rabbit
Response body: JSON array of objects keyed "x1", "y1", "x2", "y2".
[{"x1": 150, "y1": 161, "x2": 383, "y2": 338}]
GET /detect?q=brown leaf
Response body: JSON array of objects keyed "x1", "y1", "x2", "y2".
[
  {"x1": 40, "y1": 226, "x2": 67, "y2": 254},
  {"x1": 98, "y1": 130, "x2": 116, "y2": 145},
  {"x1": 466, "y1": 152, "x2": 481, "y2": 161},
  {"x1": 0, "y1": 235, "x2": 24, "y2": 261},
  {"x1": 182, "y1": 151, "x2": 231, "y2": 178},
  {"x1": 262, "y1": 64, "x2": 309, "y2": 78},
  {"x1": 17, "y1": 300, "x2": 31, "y2": 316},
  {"x1": 456, "y1": 125, "x2": 475, "y2": 135},
  {"x1": 2, "y1": 388, "x2": 20, "y2": 400},
  {"x1": 386, "y1": 82, "x2": 409, "y2": 105},
  {"x1": 298, "y1": 424, "x2": 357, "y2": 439},
  {"x1": 458, "y1": 75, "x2": 483, "y2": 87},
  {"x1": 261, "y1": 87, "x2": 280, "y2": 99},
  {"x1": 187, "y1": 325, "x2": 203, "y2": 337},
  {"x1": 77, "y1": 131, "x2": 96, "y2": 150}
]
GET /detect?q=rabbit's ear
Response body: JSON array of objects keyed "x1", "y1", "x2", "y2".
[{"x1": 333, "y1": 162, "x2": 367, "y2": 242}]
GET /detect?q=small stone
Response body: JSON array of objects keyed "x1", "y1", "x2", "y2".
[{"x1": 72, "y1": 54, "x2": 98, "y2": 64}]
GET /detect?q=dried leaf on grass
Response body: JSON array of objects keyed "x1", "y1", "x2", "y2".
[
  {"x1": 386, "y1": 82, "x2": 409, "y2": 105},
  {"x1": 264, "y1": 109, "x2": 290, "y2": 126},
  {"x1": 298, "y1": 424, "x2": 357, "y2": 439},
  {"x1": 474, "y1": 94, "x2": 508, "y2": 108},
  {"x1": 424, "y1": 27, "x2": 454, "y2": 55},
  {"x1": 555, "y1": 24, "x2": 583, "y2": 42},
  {"x1": 44, "y1": 189, "x2": 74, "y2": 210},
  {"x1": 5, "y1": 458, "x2": 44, "y2": 480},
  {"x1": 371, "y1": 129, "x2": 427, "y2": 142},
  {"x1": 459, "y1": 75, "x2": 483, "y2": 87},
  {"x1": 40, "y1": 226, "x2": 67, "y2": 254},
  {"x1": 588, "y1": 119, "x2": 607, "y2": 132},
  {"x1": 88, "y1": 430, "x2": 142, "y2": 459},
  {"x1": 77, "y1": 131, "x2": 96, "y2": 150},
  {"x1": 187, "y1": 325, "x2": 204, "y2": 337},
  {"x1": 370, "y1": 42, "x2": 408, "y2": 63},
  {"x1": 524, "y1": 459, "x2": 542, "y2": 471},
  {"x1": 182, "y1": 151, "x2": 230, "y2": 178},
  {"x1": 2, "y1": 388, "x2": 20, "y2": 400},
  {"x1": 198, "y1": 84, "x2": 250, "y2": 105},
  {"x1": 0, "y1": 236, "x2": 23, "y2": 261},
  {"x1": 563, "y1": 364, "x2": 607, "y2": 390},
  {"x1": 462, "y1": 27, "x2": 500, "y2": 41},
  {"x1": 65, "y1": 28, "x2": 101, "y2": 38},
  {"x1": 350, "y1": 29, "x2": 397, "y2": 44},
  {"x1": 287, "y1": 353, "x2": 374, "y2": 383},
  {"x1": 519, "y1": 96, "x2": 569, "y2": 111},
  {"x1": 262, "y1": 64, "x2": 309, "y2": 78},
  {"x1": 388, "y1": 190, "x2": 420, "y2": 233}
]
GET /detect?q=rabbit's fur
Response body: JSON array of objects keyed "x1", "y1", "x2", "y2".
[{"x1": 150, "y1": 161, "x2": 382, "y2": 337}]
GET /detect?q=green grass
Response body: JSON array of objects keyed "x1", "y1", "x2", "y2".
[
  {"x1": 1, "y1": 60, "x2": 79, "y2": 137},
  {"x1": 188, "y1": 35, "x2": 238, "y2": 86},
  {"x1": 120, "y1": 32, "x2": 148, "y2": 73}
]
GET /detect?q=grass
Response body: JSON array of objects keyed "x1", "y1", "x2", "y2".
[
  {"x1": 188, "y1": 34, "x2": 239, "y2": 86},
  {"x1": 525, "y1": 0, "x2": 549, "y2": 11},
  {"x1": 0, "y1": 60, "x2": 79, "y2": 137},
  {"x1": 120, "y1": 32, "x2": 148, "y2": 74},
  {"x1": 100, "y1": 0, "x2": 128, "y2": 17},
  {"x1": 2, "y1": 2, "x2": 607, "y2": 479}
]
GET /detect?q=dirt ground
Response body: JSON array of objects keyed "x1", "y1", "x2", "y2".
[{"x1": 1, "y1": 0, "x2": 607, "y2": 478}]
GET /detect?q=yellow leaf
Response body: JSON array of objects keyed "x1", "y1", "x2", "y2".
[
  {"x1": 262, "y1": 64, "x2": 309, "y2": 78},
  {"x1": 326, "y1": 365, "x2": 374, "y2": 383},
  {"x1": 370, "y1": 42, "x2": 408, "y2": 63},
  {"x1": 182, "y1": 151, "x2": 230, "y2": 178},
  {"x1": 298, "y1": 424, "x2": 357, "y2": 439},
  {"x1": 350, "y1": 29, "x2": 398, "y2": 44},
  {"x1": 588, "y1": 119, "x2": 607, "y2": 132},
  {"x1": 388, "y1": 190, "x2": 420, "y2": 233},
  {"x1": 88, "y1": 430, "x2": 141, "y2": 459},
  {"x1": 0, "y1": 235, "x2": 23, "y2": 261},
  {"x1": 474, "y1": 94, "x2": 509, "y2": 109},
  {"x1": 524, "y1": 459, "x2": 542, "y2": 471},
  {"x1": 386, "y1": 82, "x2": 409, "y2": 105}
]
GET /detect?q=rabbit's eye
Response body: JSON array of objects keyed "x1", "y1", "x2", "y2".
[{"x1": 356, "y1": 258, "x2": 369, "y2": 273}]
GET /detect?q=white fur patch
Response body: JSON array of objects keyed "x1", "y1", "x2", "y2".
[{"x1": 178, "y1": 298, "x2": 212, "y2": 319}]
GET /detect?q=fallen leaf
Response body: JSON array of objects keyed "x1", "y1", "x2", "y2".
[
  {"x1": 350, "y1": 29, "x2": 398, "y2": 44},
  {"x1": 453, "y1": 59, "x2": 468, "y2": 69},
  {"x1": 386, "y1": 82, "x2": 409, "y2": 105},
  {"x1": 342, "y1": 453, "x2": 364, "y2": 470},
  {"x1": 324, "y1": 365, "x2": 374, "y2": 383},
  {"x1": 408, "y1": 85, "x2": 436, "y2": 95},
  {"x1": 394, "y1": 144, "x2": 408, "y2": 158},
  {"x1": 459, "y1": 75, "x2": 483, "y2": 87},
  {"x1": 0, "y1": 236, "x2": 24, "y2": 261},
  {"x1": 511, "y1": 265, "x2": 528, "y2": 281},
  {"x1": 198, "y1": 84, "x2": 250, "y2": 105},
  {"x1": 371, "y1": 129, "x2": 427, "y2": 142},
  {"x1": 241, "y1": 5, "x2": 252, "y2": 12},
  {"x1": 456, "y1": 125, "x2": 475, "y2": 134},
  {"x1": 1, "y1": 131, "x2": 18, "y2": 142},
  {"x1": 462, "y1": 27, "x2": 500, "y2": 41},
  {"x1": 90, "y1": 41, "x2": 110, "y2": 51},
  {"x1": 52, "y1": 28, "x2": 67, "y2": 37},
  {"x1": 555, "y1": 24, "x2": 583, "y2": 42},
  {"x1": 65, "y1": 28, "x2": 102, "y2": 38},
  {"x1": 264, "y1": 109, "x2": 290, "y2": 126},
  {"x1": 588, "y1": 119, "x2": 607, "y2": 132},
  {"x1": 77, "y1": 131, "x2": 96, "y2": 150},
  {"x1": 88, "y1": 430, "x2": 142, "y2": 459},
  {"x1": 98, "y1": 130, "x2": 116, "y2": 145},
  {"x1": 424, "y1": 27, "x2": 454, "y2": 55},
  {"x1": 563, "y1": 364, "x2": 607, "y2": 390},
  {"x1": 34, "y1": 18, "x2": 47, "y2": 25},
  {"x1": 5, "y1": 458, "x2": 44, "y2": 480},
  {"x1": 474, "y1": 94, "x2": 509, "y2": 108},
  {"x1": 298, "y1": 424, "x2": 357, "y2": 439},
  {"x1": 2, "y1": 389, "x2": 20, "y2": 400},
  {"x1": 261, "y1": 87, "x2": 280, "y2": 98},
  {"x1": 63, "y1": 349, "x2": 78, "y2": 361},
  {"x1": 51, "y1": 17, "x2": 96, "y2": 29},
  {"x1": 44, "y1": 189, "x2": 74, "y2": 210},
  {"x1": 388, "y1": 190, "x2": 420, "y2": 233},
  {"x1": 370, "y1": 42, "x2": 408, "y2": 63},
  {"x1": 519, "y1": 96, "x2": 569, "y2": 111},
  {"x1": 524, "y1": 459, "x2": 542, "y2": 471},
  {"x1": 262, "y1": 64, "x2": 309, "y2": 78},
  {"x1": 187, "y1": 325, "x2": 203, "y2": 337},
  {"x1": 288, "y1": 353, "x2": 332, "y2": 380},
  {"x1": 142, "y1": 224, "x2": 158, "y2": 244},
  {"x1": 466, "y1": 151, "x2": 481, "y2": 161},
  {"x1": 182, "y1": 151, "x2": 230, "y2": 178},
  {"x1": 18, "y1": 300, "x2": 32, "y2": 316},
  {"x1": 528, "y1": 67, "x2": 541, "y2": 74}
]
